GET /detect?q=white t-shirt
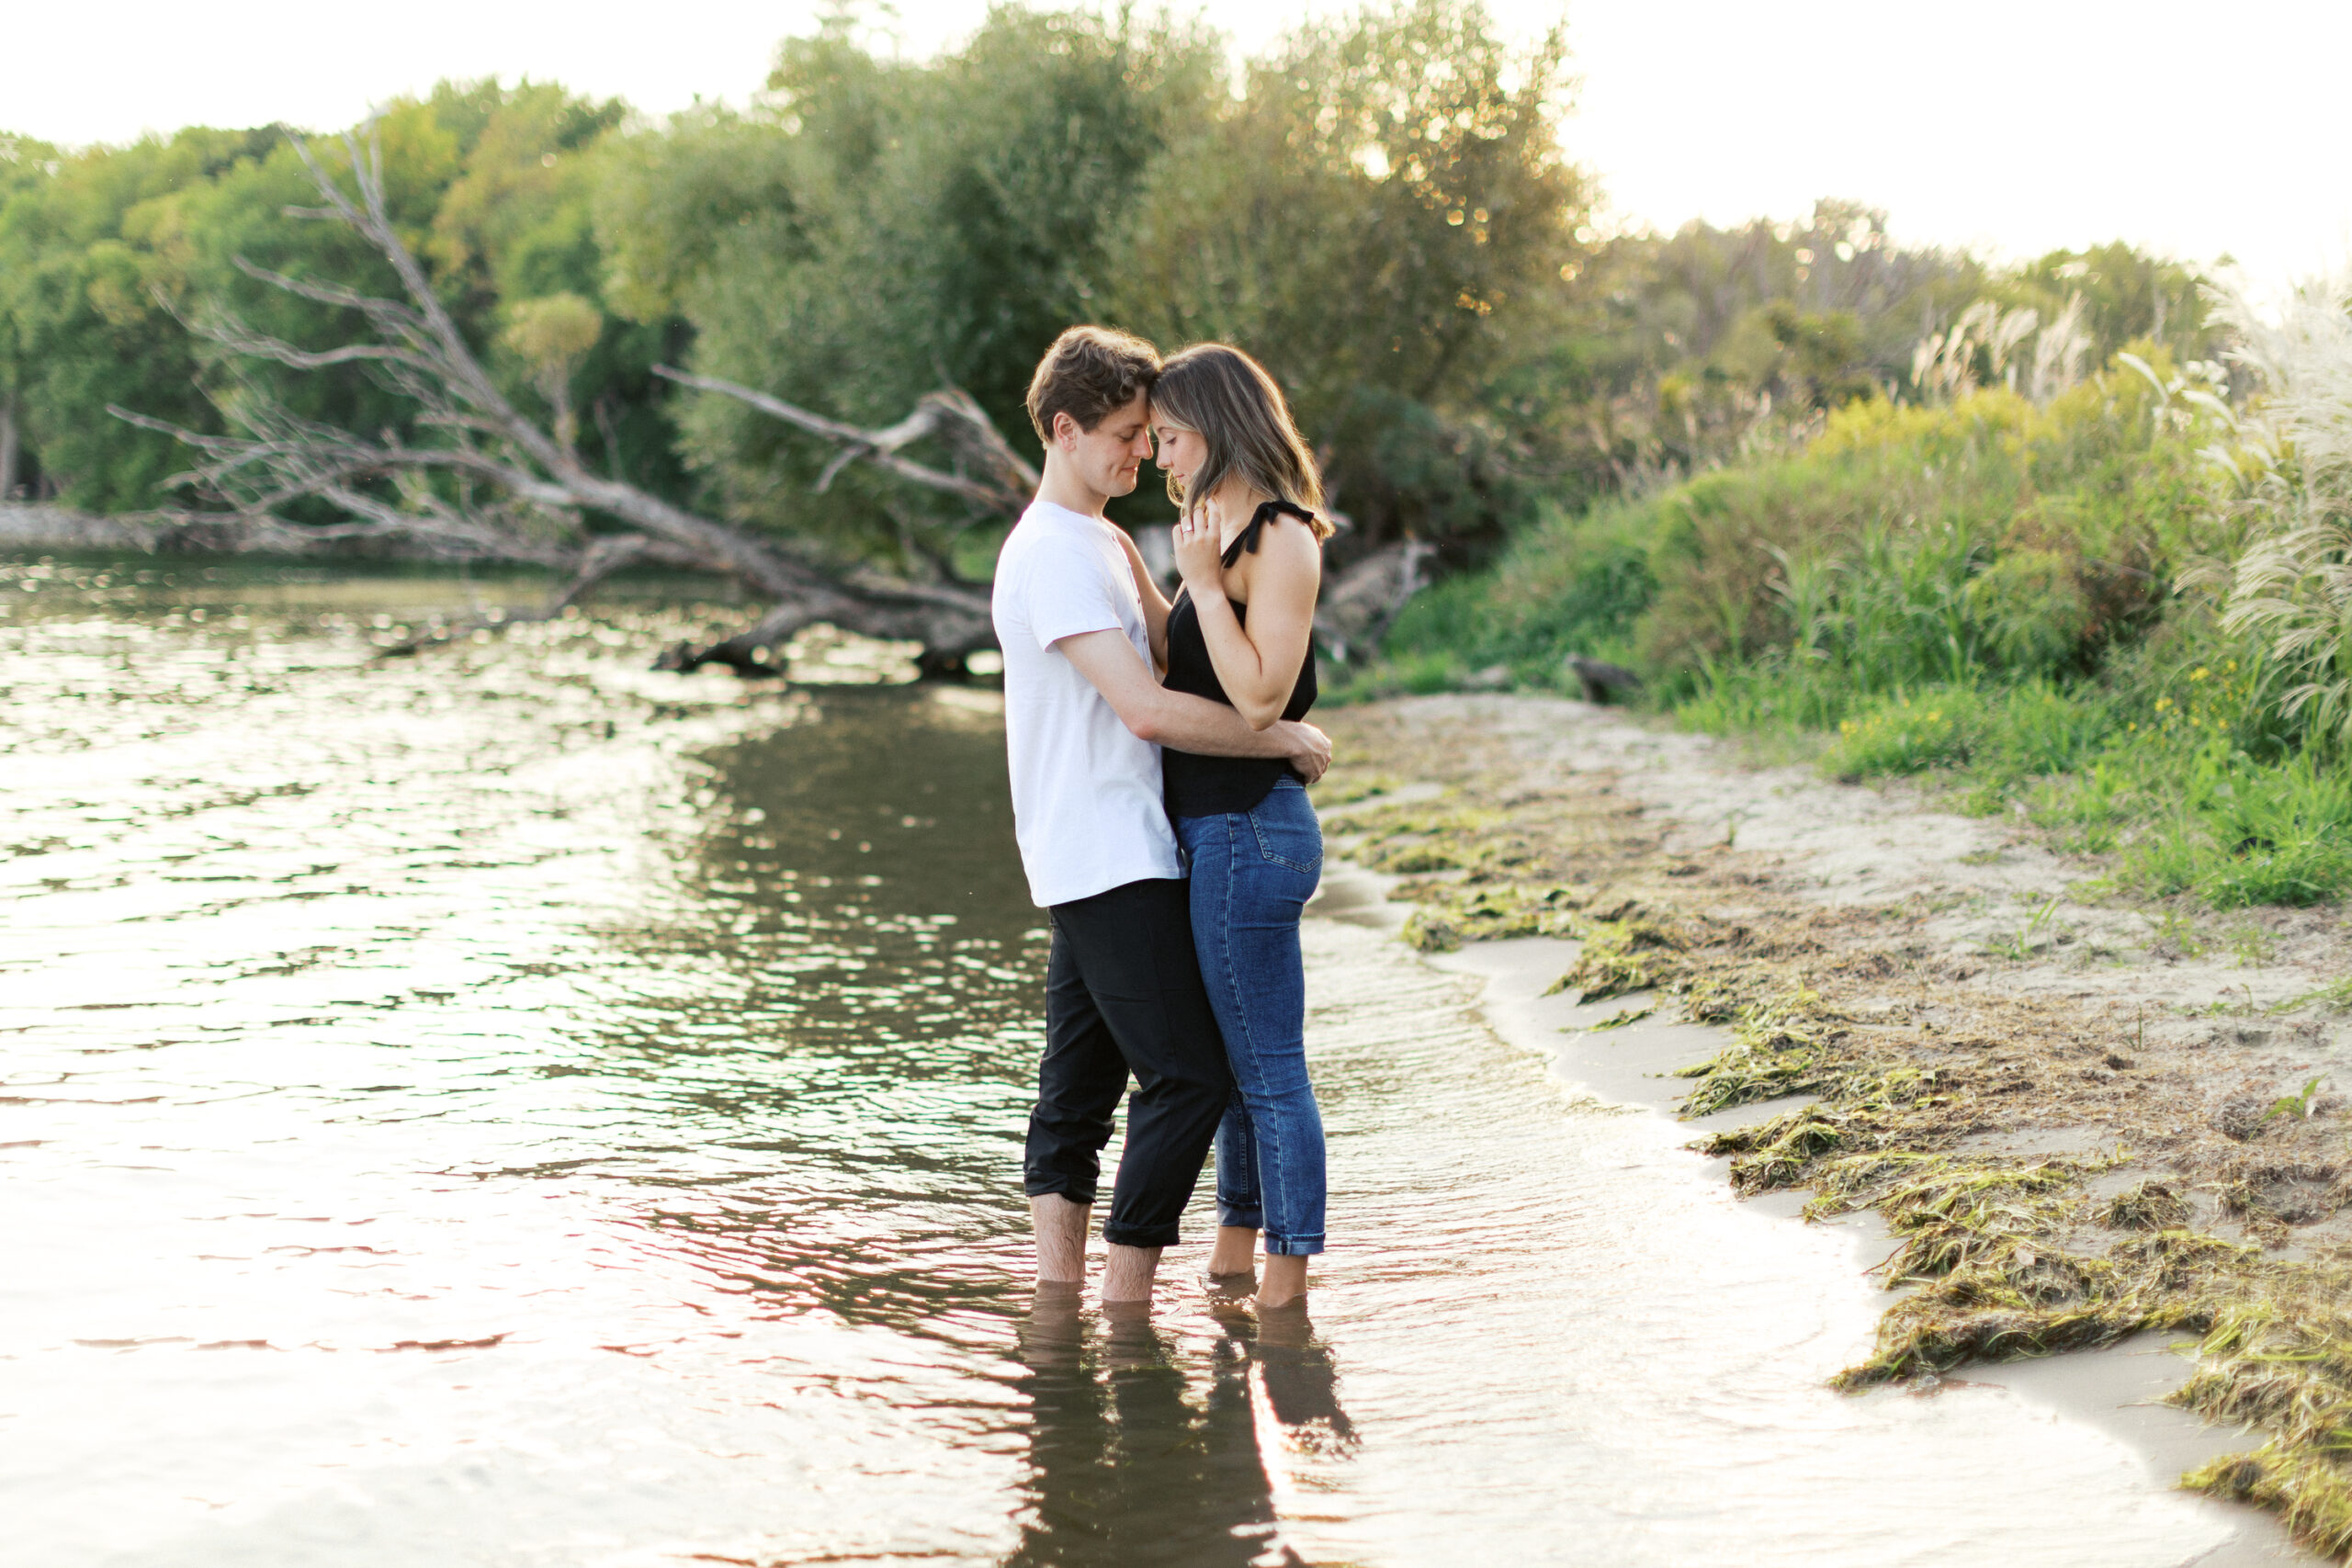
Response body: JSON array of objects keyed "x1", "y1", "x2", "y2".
[{"x1": 992, "y1": 501, "x2": 1182, "y2": 908}]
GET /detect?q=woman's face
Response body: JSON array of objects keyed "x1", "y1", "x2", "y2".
[{"x1": 1152, "y1": 417, "x2": 1206, "y2": 497}]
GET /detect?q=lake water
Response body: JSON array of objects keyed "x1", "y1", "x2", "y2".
[{"x1": 0, "y1": 558, "x2": 2291, "y2": 1566}]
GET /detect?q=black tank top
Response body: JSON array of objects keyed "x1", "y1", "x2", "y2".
[{"x1": 1161, "y1": 500, "x2": 1319, "y2": 818}]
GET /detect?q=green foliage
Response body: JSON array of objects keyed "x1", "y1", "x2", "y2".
[
  {"x1": 2122, "y1": 743, "x2": 2352, "y2": 908},
  {"x1": 1823, "y1": 689, "x2": 1986, "y2": 777},
  {"x1": 2198, "y1": 271, "x2": 2352, "y2": 761},
  {"x1": 1374, "y1": 355, "x2": 2212, "y2": 696},
  {"x1": 0, "y1": 80, "x2": 684, "y2": 515},
  {"x1": 595, "y1": 0, "x2": 1587, "y2": 566},
  {"x1": 1369, "y1": 498, "x2": 1654, "y2": 687},
  {"x1": 1351, "y1": 330, "x2": 2352, "y2": 913},
  {"x1": 1107, "y1": 1, "x2": 1584, "y2": 550},
  {"x1": 597, "y1": 7, "x2": 1222, "y2": 563},
  {"x1": 2265, "y1": 1076, "x2": 2326, "y2": 1123}
]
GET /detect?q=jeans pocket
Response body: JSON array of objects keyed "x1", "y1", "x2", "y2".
[{"x1": 1248, "y1": 791, "x2": 1323, "y2": 874}]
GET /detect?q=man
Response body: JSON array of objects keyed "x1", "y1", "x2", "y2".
[{"x1": 993, "y1": 325, "x2": 1332, "y2": 1305}]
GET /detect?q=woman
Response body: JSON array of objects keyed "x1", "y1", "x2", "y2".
[{"x1": 1134, "y1": 342, "x2": 1331, "y2": 1310}]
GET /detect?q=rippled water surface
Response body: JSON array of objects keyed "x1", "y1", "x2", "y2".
[{"x1": 1, "y1": 558, "x2": 2284, "y2": 1566}]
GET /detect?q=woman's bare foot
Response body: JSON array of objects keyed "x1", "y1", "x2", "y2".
[
  {"x1": 1206, "y1": 1224, "x2": 1259, "y2": 1276},
  {"x1": 1256, "y1": 1253, "x2": 1308, "y2": 1310},
  {"x1": 1200, "y1": 1268, "x2": 1257, "y2": 1301}
]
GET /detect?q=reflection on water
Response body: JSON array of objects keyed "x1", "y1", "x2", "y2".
[
  {"x1": 1006, "y1": 1294, "x2": 1341, "y2": 1568},
  {"x1": 0, "y1": 558, "x2": 1331, "y2": 1567},
  {"x1": 0, "y1": 558, "x2": 2286, "y2": 1567}
]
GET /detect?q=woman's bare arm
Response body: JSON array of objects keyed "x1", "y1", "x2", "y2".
[{"x1": 1171, "y1": 513, "x2": 1320, "y2": 729}]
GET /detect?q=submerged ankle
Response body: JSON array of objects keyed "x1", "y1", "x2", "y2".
[
  {"x1": 1208, "y1": 1225, "x2": 1261, "y2": 1274},
  {"x1": 1257, "y1": 1254, "x2": 1309, "y2": 1307}
]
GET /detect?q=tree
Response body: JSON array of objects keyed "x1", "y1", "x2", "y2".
[
  {"x1": 0, "y1": 83, "x2": 695, "y2": 521},
  {"x1": 0, "y1": 132, "x2": 57, "y2": 497},
  {"x1": 597, "y1": 6, "x2": 1220, "y2": 576},
  {"x1": 1108, "y1": 0, "x2": 1586, "y2": 554},
  {"x1": 115, "y1": 128, "x2": 1001, "y2": 672},
  {"x1": 599, "y1": 0, "x2": 1590, "y2": 569}
]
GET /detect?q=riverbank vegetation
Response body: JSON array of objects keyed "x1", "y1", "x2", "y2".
[
  {"x1": 1324, "y1": 701, "x2": 2352, "y2": 1560},
  {"x1": 0, "y1": 1, "x2": 2222, "y2": 668},
  {"x1": 1357, "y1": 272, "x2": 2352, "y2": 913},
  {"x1": 0, "y1": 4, "x2": 1581, "y2": 572}
]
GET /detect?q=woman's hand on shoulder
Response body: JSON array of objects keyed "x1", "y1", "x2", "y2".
[{"x1": 1171, "y1": 509, "x2": 1226, "y2": 598}]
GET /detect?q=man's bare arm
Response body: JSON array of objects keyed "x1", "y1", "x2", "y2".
[
  {"x1": 1111, "y1": 527, "x2": 1173, "y2": 670},
  {"x1": 1057, "y1": 629, "x2": 1330, "y2": 782}
]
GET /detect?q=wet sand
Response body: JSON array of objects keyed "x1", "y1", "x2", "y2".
[
  {"x1": 1298, "y1": 693, "x2": 2344, "y2": 1563},
  {"x1": 1317, "y1": 860, "x2": 2304, "y2": 1568}
]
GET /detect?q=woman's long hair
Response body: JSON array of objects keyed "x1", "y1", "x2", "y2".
[{"x1": 1152, "y1": 344, "x2": 1334, "y2": 541}]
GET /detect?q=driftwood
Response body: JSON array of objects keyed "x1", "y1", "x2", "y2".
[
  {"x1": 1313, "y1": 540, "x2": 1436, "y2": 664},
  {"x1": 107, "y1": 127, "x2": 1436, "y2": 680},
  {"x1": 668, "y1": 367, "x2": 1437, "y2": 668},
  {"x1": 1565, "y1": 654, "x2": 1643, "y2": 705},
  {"x1": 108, "y1": 127, "x2": 996, "y2": 675}
]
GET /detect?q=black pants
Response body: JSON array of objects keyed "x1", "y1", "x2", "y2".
[{"x1": 1024, "y1": 876, "x2": 1233, "y2": 1248}]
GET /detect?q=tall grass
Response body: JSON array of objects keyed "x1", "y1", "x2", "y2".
[
  {"x1": 1355, "y1": 339, "x2": 2352, "y2": 908},
  {"x1": 2202, "y1": 271, "x2": 2352, "y2": 758}
]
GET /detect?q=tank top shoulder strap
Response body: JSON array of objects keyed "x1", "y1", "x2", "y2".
[{"x1": 1219, "y1": 499, "x2": 1319, "y2": 568}]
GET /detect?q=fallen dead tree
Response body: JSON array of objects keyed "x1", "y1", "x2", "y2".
[
  {"x1": 1312, "y1": 538, "x2": 1435, "y2": 665},
  {"x1": 108, "y1": 126, "x2": 1434, "y2": 680},
  {"x1": 668, "y1": 365, "x2": 1437, "y2": 667},
  {"x1": 109, "y1": 128, "x2": 1001, "y2": 676}
]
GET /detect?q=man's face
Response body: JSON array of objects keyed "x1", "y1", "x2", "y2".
[{"x1": 1057, "y1": 392, "x2": 1154, "y2": 500}]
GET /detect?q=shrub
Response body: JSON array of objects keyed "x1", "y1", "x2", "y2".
[
  {"x1": 1824, "y1": 690, "x2": 1984, "y2": 779},
  {"x1": 2127, "y1": 743, "x2": 2352, "y2": 907}
]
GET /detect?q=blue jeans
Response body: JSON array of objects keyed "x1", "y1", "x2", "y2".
[{"x1": 1175, "y1": 777, "x2": 1327, "y2": 1257}]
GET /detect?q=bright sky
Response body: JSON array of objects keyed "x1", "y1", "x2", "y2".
[{"x1": 9, "y1": 0, "x2": 2347, "y2": 288}]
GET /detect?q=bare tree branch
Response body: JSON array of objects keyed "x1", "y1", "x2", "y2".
[
  {"x1": 654, "y1": 367, "x2": 1037, "y2": 515},
  {"x1": 108, "y1": 124, "x2": 998, "y2": 673},
  {"x1": 230, "y1": 256, "x2": 425, "y2": 333},
  {"x1": 1314, "y1": 541, "x2": 1436, "y2": 665}
]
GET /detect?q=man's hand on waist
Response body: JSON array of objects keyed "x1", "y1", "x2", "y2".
[{"x1": 1276, "y1": 721, "x2": 1331, "y2": 784}]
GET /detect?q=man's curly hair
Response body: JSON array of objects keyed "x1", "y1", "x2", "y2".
[{"x1": 1024, "y1": 325, "x2": 1161, "y2": 445}]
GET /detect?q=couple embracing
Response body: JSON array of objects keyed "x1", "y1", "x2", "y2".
[{"x1": 993, "y1": 325, "x2": 1334, "y2": 1313}]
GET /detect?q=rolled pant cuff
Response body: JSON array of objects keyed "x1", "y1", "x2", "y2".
[
  {"x1": 1262, "y1": 1234, "x2": 1325, "y2": 1257},
  {"x1": 1101, "y1": 1221, "x2": 1181, "y2": 1248},
  {"x1": 1023, "y1": 1179, "x2": 1097, "y2": 1205},
  {"x1": 1218, "y1": 1205, "x2": 1265, "y2": 1231}
]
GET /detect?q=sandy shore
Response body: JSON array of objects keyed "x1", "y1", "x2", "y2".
[
  {"x1": 1324, "y1": 694, "x2": 2352, "y2": 1240},
  {"x1": 1291, "y1": 860, "x2": 2302, "y2": 1564},
  {"x1": 1315, "y1": 693, "x2": 2352, "y2": 1560}
]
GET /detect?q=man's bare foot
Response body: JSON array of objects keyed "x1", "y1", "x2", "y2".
[
  {"x1": 1207, "y1": 1224, "x2": 1259, "y2": 1276},
  {"x1": 1017, "y1": 1281, "x2": 1086, "y2": 1371},
  {"x1": 1099, "y1": 1297, "x2": 1165, "y2": 1369},
  {"x1": 1100, "y1": 1242, "x2": 1163, "y2": 1303},
  {"x1": 1030, "y1": 1192, "x2": 1090, "y2": 1286},
  {"x1": 1257, "y1": 1253, "x2": 1308, "y2": 1310}
]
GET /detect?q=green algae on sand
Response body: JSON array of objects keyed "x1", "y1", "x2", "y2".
[{"x1": 1320, "y1": 701, "x2": 2352, "y2": 1562}]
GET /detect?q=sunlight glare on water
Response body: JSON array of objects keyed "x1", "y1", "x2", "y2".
[{"x1": 0, "y1": 558, "x2": 2272, "y2": 1566}]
